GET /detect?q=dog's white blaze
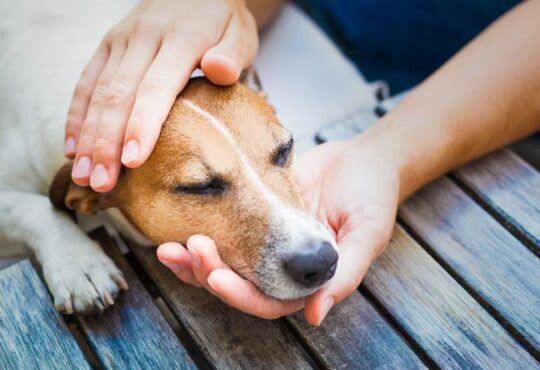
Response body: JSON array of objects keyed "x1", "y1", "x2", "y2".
[
  {"x1": 182, "y1": 99, "x2": 281, "y2": 206},
  {"x1": 181, "y1": 99, "x2": 337, "y2": 255}
]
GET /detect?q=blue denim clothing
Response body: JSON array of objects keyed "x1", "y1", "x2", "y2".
[{"x1": 295, "y1": 0, "x2": 519, "y2": 93}]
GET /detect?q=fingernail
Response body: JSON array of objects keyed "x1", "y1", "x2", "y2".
[
  {"x1": 189, "y1": 247, "x2": 201, "y2": 268},
  {"x1": 121, "y1": 140, "x2": 139, "y2": 165},
  {"x1": 317, "y1": 297, "x2": 334, "y2": 326},
  {"x1": 72, "y1": 156, "x2": 91, "y2": 178},
  {"x1": 64, "y1": 136, "x2": 76, "y2": 155},
  {"x1": 90, "y1": 164, "x2": 109, "y2": 188},
  {"x1": 162, "y1": 261, "x2": 183, "y2": 275}
]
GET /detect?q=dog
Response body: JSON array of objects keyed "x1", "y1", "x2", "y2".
[{"x1": 0, "y1": 0, "x2": 337, "y2": 314}]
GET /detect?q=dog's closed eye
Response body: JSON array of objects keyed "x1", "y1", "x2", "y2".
[
  {"x1": 273, "y1": 137, "x2": 294, "y2": 167},
  {"x1": 174, "y1": 177, "x2": 227, "y2": 196}
]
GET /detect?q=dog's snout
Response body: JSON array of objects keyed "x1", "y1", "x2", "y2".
[{"x1": 284, "y1": 241, "x2": 338, "y2": 288}]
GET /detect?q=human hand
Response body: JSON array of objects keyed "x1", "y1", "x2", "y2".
[
  {"x1": 157, "y1": 235, "x2": 305, "y2": 319},
  {"x1": 294, "y1": 138, "x2": 400, "y2": 324},
  {"x1": 157, "y1": 135, "x2": 400, "y2": 325},
  {"x1": 66, "y1": 0, "x2": 258, "y2": 192}
]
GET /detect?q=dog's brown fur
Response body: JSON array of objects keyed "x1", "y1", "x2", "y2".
[{"x1": 51, "y1": 77, "x2": 302, "y2": 279}]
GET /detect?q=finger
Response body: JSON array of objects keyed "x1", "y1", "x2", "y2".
[
  {"x1": 121, "y1": 38, "x2": 200, "y2": 168},
  {"x1": 65, "y1": 46, "x2": 109, "y2": 158},
  {"x1": 157, "y1": 242, "x2": 202, "y2": 287},
  {"x1": 186, "y1": 235, "x2": 226, "y2": 288},
  {"x1": 207, "y1": 269, "x2": 305, "y2": 320},
  {"x1": 72, "y1": 45, "x2": 125, "y2": 186},
  {"x1": 304, "y1": 222, "x2": 391, "y2": 326},
  {"x1": 201, "y1": 12, "x2": 258, "y2": 86},
  {"x1": 89, "y1": 32, "x2": 161, "y2": 192}
]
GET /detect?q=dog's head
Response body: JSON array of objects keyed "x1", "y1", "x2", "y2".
[{"x1": 51, "y1": 74, "x2": 337, "y2": 299}]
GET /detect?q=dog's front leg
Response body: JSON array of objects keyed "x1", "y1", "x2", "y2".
[{"x1": 0, "y1": 191, "x2": 127, "y2": 314}]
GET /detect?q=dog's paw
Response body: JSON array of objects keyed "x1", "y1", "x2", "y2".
[{"x1": 44, "y1": 247, "x2": 128, "y2": 315}]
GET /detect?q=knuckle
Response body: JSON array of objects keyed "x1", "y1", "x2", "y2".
[
  {"x1": 102, "y1": 31, "x2": 116, "y2": 46},
  {"x1": 104, "y1": 80, "x2": 133, "y2": 108},
  {"x1": 135, "y1": 15, "x2": 161, "y2": 36},
  {"x1": 169, "y1": 20, "x2": 196, "y2": 36},
  {"x1": 93, "y1": 136, "x2": 118, "y2": 157},
  {"x1": 74, "y1": 77, "x2": 92, "y2": 99},
  {"x1": 105, "y1": 29, "x2": 128, "y2": 49},
  {"x1": 111, "y1": 38, "x2": 128, "y2": 50},
  {"x1": 76, "y1": 133, "x2": 96, "y2": 153},
  {"x1": 169, "y1": 22, "x2": 211, "y2": 46},
  {"x1": 104, "y1": 27, "x2": 122, "y2": 42},
  {"x1": 139, "y1": 72, "x2": 167, "y2": 92},
  {"x1": 91, "y1": 85, "x2": 109, "y2": 104},
  {"x1": 79, "y1": 125, "x2": 97, "y2": 141},
  {"x1": 126, "y1": 113, "x2": 148, "y2": 130},
  {"x1": 66, "y1": 111, "x2": 82, "y2": 128}
]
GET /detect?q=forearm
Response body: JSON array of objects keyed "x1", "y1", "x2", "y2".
[{"x1": 358, "y1": 0, "x2": 540, "y2": 202}]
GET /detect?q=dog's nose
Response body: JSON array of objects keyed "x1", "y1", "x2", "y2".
[{"x1": 284, "y1": 241, "x2": 338, "y2": 288}]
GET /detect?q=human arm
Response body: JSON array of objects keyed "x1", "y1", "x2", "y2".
[
  {"x1": 159, "y1": 0, "x2": 540, "y2": 325},
  {"x1": 301, "y1": 0, "x2": 540, "y2": 324}
]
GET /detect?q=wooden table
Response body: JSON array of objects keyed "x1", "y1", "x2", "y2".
[{"x1": 1, "y1": 108, "x2": 539, "y2": 369}]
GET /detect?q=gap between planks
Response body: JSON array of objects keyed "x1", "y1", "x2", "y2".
[
  {"x1": 358, "y1": 286, "x2": 440, "y2": 370},
  {"x1": 397, "y1": 218, "x2": 540, "y2": 361},
  {"x1": 120, "y1": 250, "x2": 213, "y2": 370},
  {"x1": 123, "y1": 244, "x2": 322, "y2": 369},
  {"x1": 449, "y1": 172, "x2": 540, "y2": 259},
  {"x1": 24, "y1": 259, "x2": 103, "y2": 370},
  {"x1": 284, "y1": 288, "x2": 434, "y2": 370}
]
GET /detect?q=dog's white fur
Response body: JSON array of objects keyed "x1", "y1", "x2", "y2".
[
  {"x1": 0, "y1": 0, "x2": 137, "y2": 312},
  {"x1": 0, "y1": 0, "x2": 338, "y2": 311}
]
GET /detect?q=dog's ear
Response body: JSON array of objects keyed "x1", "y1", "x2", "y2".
[
  {"x1": 49, "y1": 162, "x2": 117, "y2": 215},
  {"x1": 239, "y1": 66, "x2": 263, "y2": 93}
]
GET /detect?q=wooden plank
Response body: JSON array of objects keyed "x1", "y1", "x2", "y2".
[
  {"x1": 363, "y1": 227, "x2": 539, "y2": 369},
  {"x1": 287, "y1": 291, "x2": 425, "y2": 369},
  {"x1": 75, "y1": 229, "x2": 197, "y2": 370},
  {"x1": 400, "y1": 177, "x2": 540, "y2": 356},
  {"x1": 127, "y1": 240, "x2": 313, "y2": 370},
  {"x1": 0, "y1": 260, "x2": 90, "y2": 370},
  {"x1": 454, "y1": 149, "x2": 540, "y2": 255}
]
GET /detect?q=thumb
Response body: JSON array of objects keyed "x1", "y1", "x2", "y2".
[
  {"x1": 304, "y1": 221, "x2": 392, "y2": 326},
  {"x1": 201, "y1": 12, "x2": 258, "y2": 85}
]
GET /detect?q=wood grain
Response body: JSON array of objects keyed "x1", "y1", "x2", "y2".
[
  {"x1": 400, "y1": 177, "x2": 540, "y2": 356},
  {"x1": 0, "y1": 260, "x2": 90, "y2": 370},
  {"x1": 126, "y1": 234, "x2": 426, "y2": 369},
  {"x1": 76, "y1": 229, "x2": 197, "y2": 370},
  {"x1": 127, "y1": 240, "x2": 313, "y2": 370},
  {"x1": 454, "y1": 149, "x2": 540, "y2": 255},
  {"x1": 363, "y1": 226, "x2": 539, "y2": 369},
  {"x1": 288, "y1": 291, "x2": 425, "y2": 369}
]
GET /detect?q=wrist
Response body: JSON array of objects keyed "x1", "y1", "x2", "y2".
[{"x1": 349, "y1": 107, "x2": 446, "y2": 203}]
